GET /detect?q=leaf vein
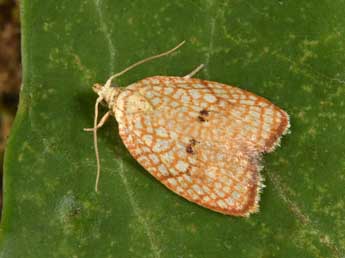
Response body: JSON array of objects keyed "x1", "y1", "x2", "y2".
[{"x1": 118, "y1": 159, "x2": 161, "y2": 258}]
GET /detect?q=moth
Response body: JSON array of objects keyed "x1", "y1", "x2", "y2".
[{"x1": 85, "y1": 41, "x2": 290, "y2": 217}]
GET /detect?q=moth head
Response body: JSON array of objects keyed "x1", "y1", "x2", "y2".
[{"x1": 92, "y1": 83, "x2": 121, "y2": 110}]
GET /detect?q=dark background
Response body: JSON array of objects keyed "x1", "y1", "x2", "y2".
[{"x1": 0, "y1": 0, "x2": 20, "y2": 214}]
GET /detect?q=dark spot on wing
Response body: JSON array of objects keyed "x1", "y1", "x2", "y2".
[
  {"x1": 186, "y1": 138, "x2": 199, "y2": 154},
  {"x1": 199, "y1": 109, "x2": 209, "y2": 116},
  {"x1": 197, "y1": 109, "x2": 209, "y2": 122},
  {"x1": 190, "y1": 138, "x2": 198, "y2": 145},
  {"x1": 197, "y1": 116, "x2": 206, "y2": 122},
  {"x1": 186, "y1": 145, "x2": 194, "y2": 154}
]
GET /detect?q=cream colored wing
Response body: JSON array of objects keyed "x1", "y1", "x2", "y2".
[{"x1": 116, "y1": 76, "x2": 289, "y2": 216}]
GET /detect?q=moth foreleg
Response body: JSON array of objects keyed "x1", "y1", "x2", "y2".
[{"x1": 84, "y1": 111, "x2": 111, "y2": 132}]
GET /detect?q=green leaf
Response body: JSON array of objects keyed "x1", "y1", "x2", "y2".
[{"x1": 1, "y1": 0, "x2": 345, "y2": 257}]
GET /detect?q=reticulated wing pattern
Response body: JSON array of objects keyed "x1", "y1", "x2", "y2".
[{"x1": 116, "y1": 76, "x2": 289, "y2": 216}]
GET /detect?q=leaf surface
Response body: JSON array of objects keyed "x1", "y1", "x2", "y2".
[{"x1": 1, "y1": 1, "x2": 345, "y2": 257}]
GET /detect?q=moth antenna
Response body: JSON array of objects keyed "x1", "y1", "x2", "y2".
[
  {"x1": 104, "y1": 40, "x2": 186, "y2": 88},
  {"x1": 93, "y1": 96, "x2": 103, "y2": 192}
]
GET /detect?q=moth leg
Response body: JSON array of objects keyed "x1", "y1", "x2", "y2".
[
  {"x1": 84, "y1": 111, "x2": 111, "y2": 132},
  {"x1": 184, "y1": 64, "x2": 205, "y2": 78}
]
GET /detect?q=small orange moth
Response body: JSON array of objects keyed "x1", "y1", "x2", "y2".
[{"x1": 84, "y1": 41, "x2": 290, "y2": 217}]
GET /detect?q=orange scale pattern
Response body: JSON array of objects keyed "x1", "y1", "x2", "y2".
[{"x1": 115, "y1": 76, "x2": 289, "y2": 216}]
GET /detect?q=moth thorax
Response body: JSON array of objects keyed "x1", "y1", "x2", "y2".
[{"x1": 93, "y1": 83, "x2": 121, "y2": 111}]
